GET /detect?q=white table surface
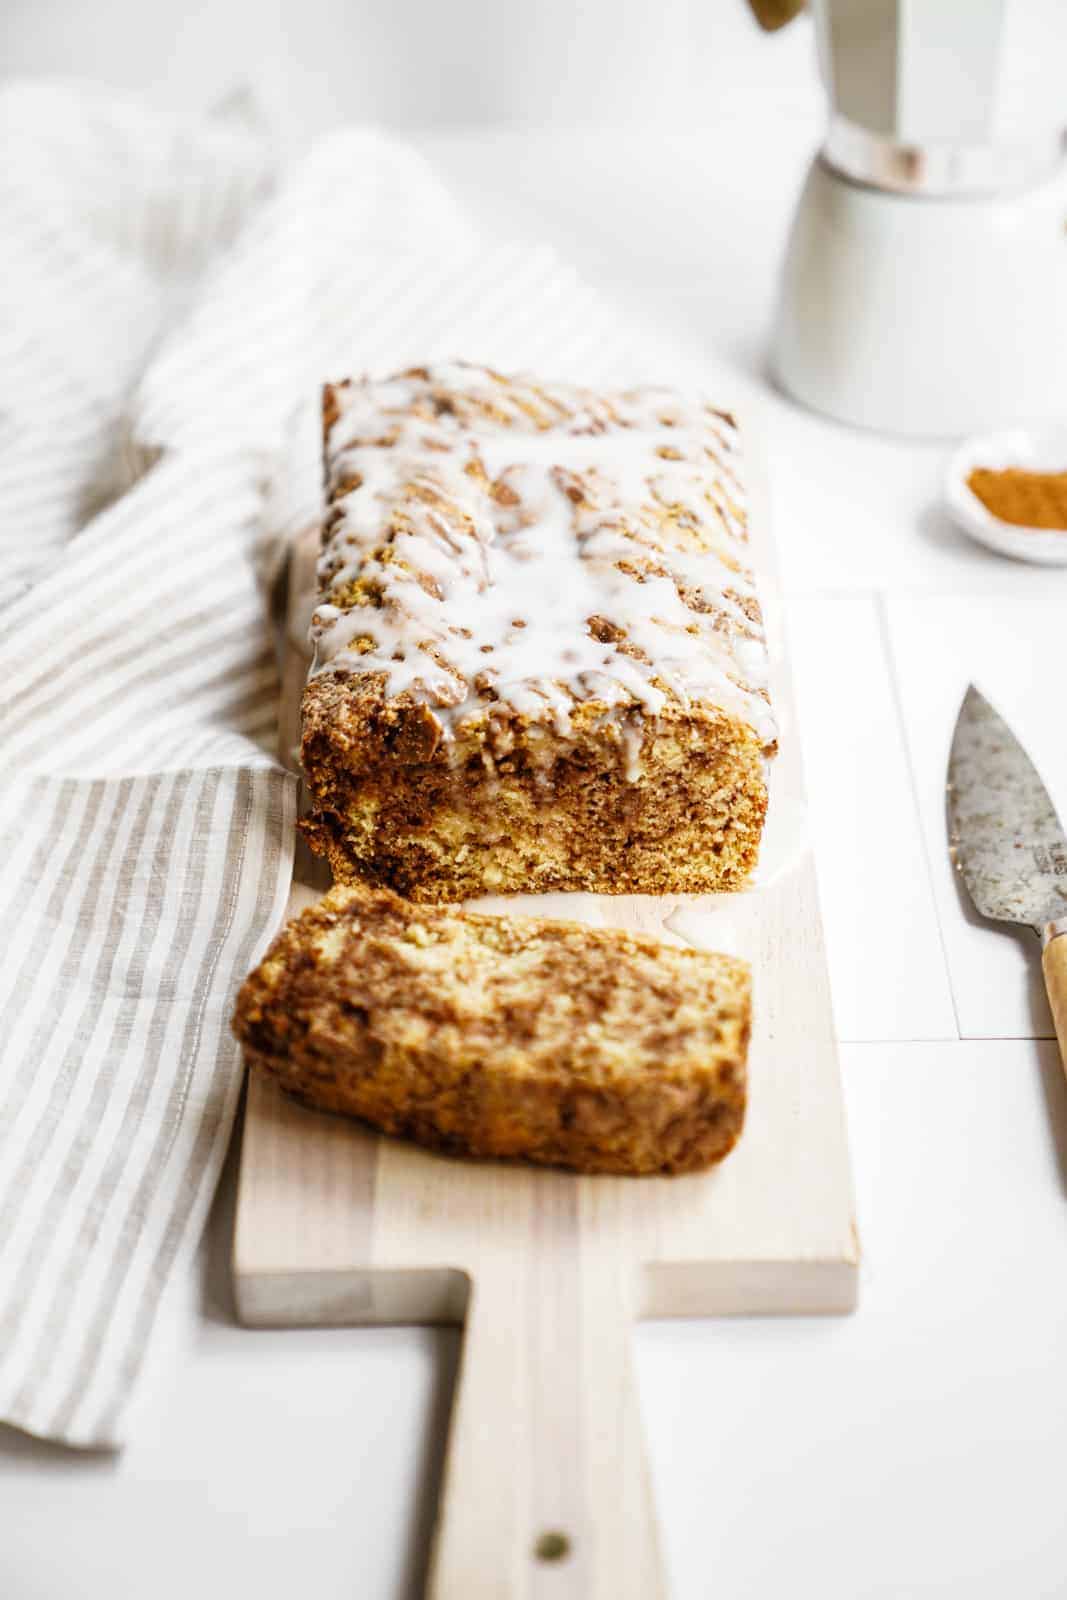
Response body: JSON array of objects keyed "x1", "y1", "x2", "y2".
[{"x1": 5, "y1": 43, "x2": 1067, "y2": 1600}]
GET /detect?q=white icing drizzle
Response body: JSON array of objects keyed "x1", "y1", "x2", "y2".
[{"x1": 310, "y1": 363, "x2": 775, "y2": 752}]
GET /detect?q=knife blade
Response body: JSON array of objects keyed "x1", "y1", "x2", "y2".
[{"x1": 947, "y1": 684, "x2": 1067, "y2": 1067}]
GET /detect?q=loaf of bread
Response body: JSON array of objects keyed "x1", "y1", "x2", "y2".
[
  {"x1": 232, "y1": 883, "x2": 750, "y2": 1176},
  {"x1": 301, "y1": 362, "x2": 775, "y2": 900}
]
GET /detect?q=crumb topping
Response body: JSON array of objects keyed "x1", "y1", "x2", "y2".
[{"x1": 310, "y1": 362, "x2": 775, "y2": 750}]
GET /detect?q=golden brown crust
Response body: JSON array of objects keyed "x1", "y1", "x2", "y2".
[{"x1": 232, "y1": 883, "x2": 750, "y2": 1176}]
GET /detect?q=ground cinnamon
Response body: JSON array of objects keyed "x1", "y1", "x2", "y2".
[{"x1": 966, "y1": 466, "x2": 1067, "y2": 531}]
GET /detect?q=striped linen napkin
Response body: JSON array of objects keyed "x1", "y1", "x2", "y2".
[{"x1": 0, "y1": 82, "x2": 702, "y2": 1449}]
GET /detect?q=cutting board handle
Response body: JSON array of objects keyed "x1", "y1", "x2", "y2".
[{"x1": 426, "y1": 1256, "x2": 666, "y2": 1600}]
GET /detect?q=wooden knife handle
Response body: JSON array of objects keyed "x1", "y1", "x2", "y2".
[
  {"x1": 1044, "y1": 929, "x2": 1067, "y2": 1073},
  {"x1": 426, "y1": 1256, "x2": 665, "y2": 1600}
]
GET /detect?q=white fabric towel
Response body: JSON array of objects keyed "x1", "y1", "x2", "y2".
[{"x1": 0, "y1": 80, "x2": 709, "y2": 1448}]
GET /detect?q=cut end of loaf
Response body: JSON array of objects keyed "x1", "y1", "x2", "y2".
[{"x1": 300, "y1": 676, "x2": 768, "y2": 899}]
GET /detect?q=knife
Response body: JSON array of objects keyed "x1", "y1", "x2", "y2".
[{"x1": 947, "y1": 685, "x2": 1067, "y2": 1068}]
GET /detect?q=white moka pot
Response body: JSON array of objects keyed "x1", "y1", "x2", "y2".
[{"x1": 772, "y1": 0, "x2": 1067, "y2": 438}]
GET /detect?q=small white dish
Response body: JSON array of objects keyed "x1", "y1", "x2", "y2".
[{"x1": 945, "y1": 428, "x2": 1067, "y2": 566}]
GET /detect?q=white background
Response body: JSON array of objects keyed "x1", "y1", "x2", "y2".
[
  {"x1": 5, "y1": 4, "x2": 1067, "y2": 1598},
  {"x1": 2, "y1": 0, "x2": 819, "y2": 136}
]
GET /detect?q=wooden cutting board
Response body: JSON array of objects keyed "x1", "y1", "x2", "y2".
[{"x1": 232, "y1": 407, "x2": 858, "y2": 1599}]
